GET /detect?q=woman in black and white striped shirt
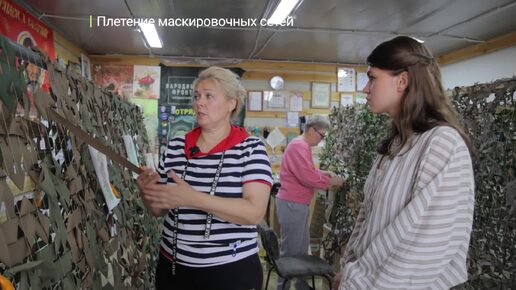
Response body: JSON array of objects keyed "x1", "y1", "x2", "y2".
[
  {"x1": 137, "y1": 67, "x2": 272, "y2": 290},
  {"x1": 334, "y1": 36, "x2": 475, "y2": 290}
]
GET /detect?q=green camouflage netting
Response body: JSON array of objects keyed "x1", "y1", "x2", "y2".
[{"x1": 0, "y1": 34, "x2": 161, "y2": 289}]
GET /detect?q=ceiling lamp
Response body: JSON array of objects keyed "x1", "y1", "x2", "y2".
[
  {"x1": 268, "y1": 0, "x2": 301, "y2": 25},
  {"x1": 139, "y1": 23, "x2": 163, "y2": 48}
]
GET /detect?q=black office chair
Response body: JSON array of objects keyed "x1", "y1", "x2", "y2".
[{"x1": 258, "y1": 222, "x2": 334, "y2": 290}]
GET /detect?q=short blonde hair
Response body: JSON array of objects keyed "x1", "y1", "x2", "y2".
[{"x1": 193, "y1": 66, "x2": 245, "y2": 120}]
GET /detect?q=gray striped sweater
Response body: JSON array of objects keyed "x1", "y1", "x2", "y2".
[{"x1": 339, "y1": 126, "x2": 475, "y2": 290}]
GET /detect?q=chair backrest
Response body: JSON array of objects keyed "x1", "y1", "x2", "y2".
[{"x1": 258, "y1": 223, "x2": 280, "y2": 261}]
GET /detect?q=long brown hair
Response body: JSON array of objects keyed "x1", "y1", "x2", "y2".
[{"x1": 367, "y1": 36, "x2": 472, "y2": 157}]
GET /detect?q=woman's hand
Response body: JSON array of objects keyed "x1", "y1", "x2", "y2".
[
  {"x1": 322, "y1": 170, "x2": 344, "y2": 187},
  {"x1": 136, "y1": 167, "x2": 167, "y2": 216},
  {"x1": 137, "y1": 167, "x2": 270, "y2": 225},
  {"x1": 139, "y1": 170, "x2": 199, "y2": 210},
  {"x1": 329, "y1": 175, "x2": 344, "y2": 187},
  {"x1": 322, "y1": 170, "x2": 337, "y2": 178}
]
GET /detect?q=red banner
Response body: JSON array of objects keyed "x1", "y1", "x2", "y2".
[{"x1": 0, "y1": 0, "x2": 55, "y2": 59}]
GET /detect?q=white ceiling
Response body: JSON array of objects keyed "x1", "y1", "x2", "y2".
[{"x1": 16, "y1": 0, "x2": 516, "y2": 64}]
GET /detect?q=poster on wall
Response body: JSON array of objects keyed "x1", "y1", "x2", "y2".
[
  {"x1": 169, "y1": 106, "x2": 197, "y2": 138},
  {"x1": 159, "y1": 65, "x2": 199, "y2": 105},
  {"x1": 158, "y1": 104, "x2": 196, "y2": 154},
  {"x1": 132, "y1": 99, "x2": 158, "y2": 156},
  {"x1": 0, "y1": 0, "x2": 55, "y2": 60},
  {"x1": 159, "y1": 66, "x2": 199, "y2": 153},
  {"x1": 133, "y1": 65, "x2": 161, "y2": 99},
  {"x1": 92, "y1": 64, "x2": 134, "y2": 99},
  {"x1": 20, "y1": 58, "x2": 49, "y2": 118},
  {"x1": 1, "y1": 0, "x2": 55, "y2": 119},
  {"x1": 163, "y1": 76, "x2": 195, "y2": 105}
]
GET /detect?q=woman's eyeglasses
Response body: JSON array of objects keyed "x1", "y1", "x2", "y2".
[{"x1": 313, "y1": 128, "x2": 326, "y2": 139}]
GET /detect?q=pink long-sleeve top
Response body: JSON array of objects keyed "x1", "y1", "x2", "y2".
[{"x1": 276, "y1": 138, "x2": 330, "y2": 205}]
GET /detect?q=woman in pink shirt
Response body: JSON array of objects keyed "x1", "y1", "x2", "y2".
[{"x1": 276, "y1": 115, "x2": 344, "y2": 290}]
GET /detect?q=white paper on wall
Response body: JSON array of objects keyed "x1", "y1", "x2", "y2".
[
  {"x1": 287, "y1": 112, "x2": 299, "y2": 127},
  {"x1": 289, "y1": 93, "x2": 303, "y2": 111},
  {"x1": 123, "y1": 135, "x2": 139, "y2": 178},
  {"x1": 88, "y1": 146, "x2": 120, "y2": 211},
  {"x1": 266, "y1": 127, "x2": 286, "y2": 151}
]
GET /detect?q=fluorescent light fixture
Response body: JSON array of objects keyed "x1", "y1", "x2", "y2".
[
  {"x1": 268, "y1": 0, "x2": 300, "y2": 25},
  {"x1": 139, "y1": 23, "x2": 162, "y2": 48}
]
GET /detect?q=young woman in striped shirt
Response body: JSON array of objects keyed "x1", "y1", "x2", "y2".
[
  {"x1": 334, "y1": 36, "x2": 475, "y2": 290},
  {"x1": 137, "y1": 67, "x2": 273, "y2": 290}
]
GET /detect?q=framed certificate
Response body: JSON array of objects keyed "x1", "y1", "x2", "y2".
[
  {"x1": 263, "y1": 91, "x2": 288, "y2": 111},
  {"x1": 311, "y1": 82, "x2": 331, "y2": 108},
  {"x1": 340, "y1": 93, "x2": 354, "y2": 107},
  {"x1": 337, "y1": 67, "x2": 355, "y2": 92},
  {"x1": 247, "y1": 91, "x2": 263, "y2": 111}
]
